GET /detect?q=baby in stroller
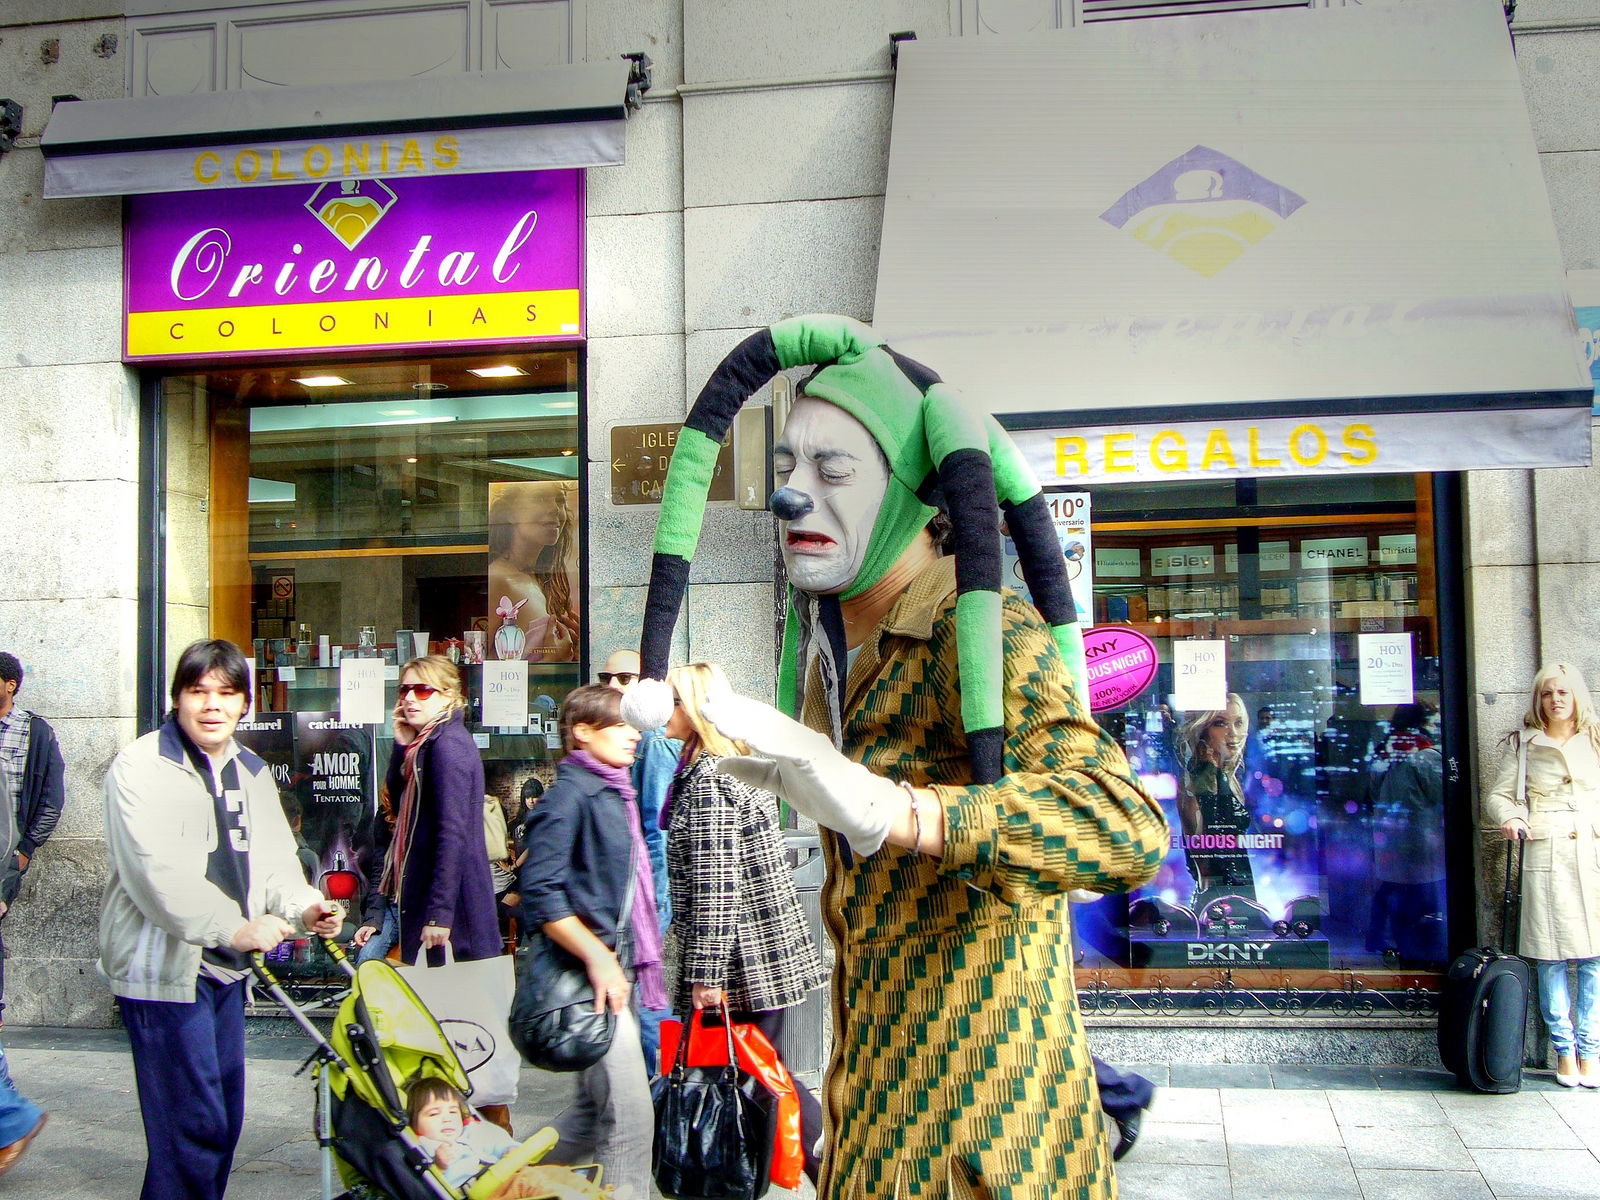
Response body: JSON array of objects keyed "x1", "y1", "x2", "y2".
[{"x1": 407, "y1": 1080, "x2": 517, "y2": 1190}]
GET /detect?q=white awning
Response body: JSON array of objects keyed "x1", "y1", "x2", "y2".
[
  {"x1": 42, "y1": 60, "x2": 631, "y2": 198},
  {"x1": 872, "y1": 0, "x2": 1591, "y2": 474}
]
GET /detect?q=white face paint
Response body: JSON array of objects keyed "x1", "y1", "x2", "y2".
[{"x1": 773, "y1": 395, "x2": 889, "y2": 594}]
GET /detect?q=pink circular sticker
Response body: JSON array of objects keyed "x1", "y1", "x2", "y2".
[{"x1": 1083, "y1": 626, "x2": 1159, "y2": 713}]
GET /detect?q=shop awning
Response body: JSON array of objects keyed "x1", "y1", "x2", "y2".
[
  {"x1": 872, "y1": 0, "x2": 1592, "y2": 480},
  {"x1": 41, "y1": 59, "x2": 632, "y2": 199}
]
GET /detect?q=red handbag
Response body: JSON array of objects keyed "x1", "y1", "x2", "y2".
[{"x1": 660, "y1": 1007, "x2": 804, "y2": 1191}]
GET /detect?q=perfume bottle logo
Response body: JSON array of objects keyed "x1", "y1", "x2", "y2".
[{"x1": 306, "y1": 179, "x2": 399, "y2": 250}]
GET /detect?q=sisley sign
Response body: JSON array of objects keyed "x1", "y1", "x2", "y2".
[{"x1": 123, "y1": 169, "x2": 583, "y2": 362}]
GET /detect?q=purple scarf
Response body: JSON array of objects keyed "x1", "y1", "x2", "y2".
[{"x1": 565, "y1": 749, "x2": 667, "y2": 1011}]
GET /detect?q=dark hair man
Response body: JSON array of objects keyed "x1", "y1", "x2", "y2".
[
  {"x1": 0, "y1": 653, "x2": 65, "y2": 1019},
  {"x1": 100, "y1": 639, "x2": 343, "y2": 1200}
]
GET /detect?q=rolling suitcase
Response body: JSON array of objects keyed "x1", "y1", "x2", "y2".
[{"x1": 1437, "y1": 835, "x2": 1528, "y2": 1093}]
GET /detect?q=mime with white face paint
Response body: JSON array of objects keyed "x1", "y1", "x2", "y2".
[{"x1": 628, "y1": 315, "x2": 1170, "y2": 1199}]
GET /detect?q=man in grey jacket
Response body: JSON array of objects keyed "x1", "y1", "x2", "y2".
[{"x1": 101, "y1": 640, "x2": 341, "y2": 1200}]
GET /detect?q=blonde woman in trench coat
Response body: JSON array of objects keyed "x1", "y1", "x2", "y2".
[{"x1": 1483, "y1": 662, "x2": 1600, "y2": 1088}]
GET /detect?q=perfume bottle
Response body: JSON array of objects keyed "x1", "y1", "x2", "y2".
[
  {"x1": 320, "y1": 851, "x2": 361, "y2": 905},
  {"x1": 493, "y1": 596, "x2": 527, "y2": 660}
]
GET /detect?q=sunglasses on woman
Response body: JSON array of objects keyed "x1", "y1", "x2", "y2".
[
  {"x1": 397, "y1": 683, "x2": 440, "y2": 699},
  {"x1": 597, "y1": 671, "x2": 638, "y2": 686}
]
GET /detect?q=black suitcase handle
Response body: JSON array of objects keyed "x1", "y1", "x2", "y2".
[{"x1": 1500, "y1": 831, "x2": 1525, "y2": 957}]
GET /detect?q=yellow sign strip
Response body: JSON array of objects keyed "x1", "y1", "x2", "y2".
[{"x1": 127, "y1": 289, "x2": 580, "y2": 357}]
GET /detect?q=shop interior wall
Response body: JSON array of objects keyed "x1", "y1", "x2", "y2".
[{"x1": 0, "y1": 11, "x2": 133, "y2": 1026}]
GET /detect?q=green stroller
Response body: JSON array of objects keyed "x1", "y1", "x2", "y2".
[{"x1": 251, "y1": 940, "x2": 603, "y2": 1200}]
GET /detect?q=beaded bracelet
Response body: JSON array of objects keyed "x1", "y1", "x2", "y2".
[{"x1": 899, "y1": 780, "x2": 922, "y2": 854}]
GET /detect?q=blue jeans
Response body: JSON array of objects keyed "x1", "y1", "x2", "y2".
[
  {"x1": 0, "y1": 1042, "x2": 41, "y2": 1147},
  {"x1": 356, "y1": 903, "x2": 399, "y2": 966},
  {"x1": 1535, "y1": 956, "x2": 1600, "y2": 1059},
  {"x1": 638, "y1": 1004, "x2": 670, "y2": 1077}
]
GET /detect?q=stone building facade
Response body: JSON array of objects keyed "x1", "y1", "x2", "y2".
[{"x1": 0, "y1": 0, "x2": 1595, "y2": 1045}]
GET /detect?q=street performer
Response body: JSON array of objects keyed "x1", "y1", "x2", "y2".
[{"x1": 625, "y1": 315, "x2": 1169, "y2": 1199}]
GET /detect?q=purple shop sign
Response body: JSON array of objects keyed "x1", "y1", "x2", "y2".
[
  {"x1": 1083, "y1": 625, "x2": 1159, "y2": 714},
  {"x1": 124, "y1": 169, "x2": 584, "y2": 362}
]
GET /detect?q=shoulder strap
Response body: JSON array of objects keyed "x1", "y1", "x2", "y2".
[{"x1": 1515, "y1": 736, "x2": 1528, "y2": 807}]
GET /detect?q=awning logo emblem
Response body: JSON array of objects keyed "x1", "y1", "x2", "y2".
[
  {"x1": 1100, "y1": 146, "x2": 1306, "y2": 278},
  {"x1": 306, "y1": 178, "x2": 399, "y2": 250}
]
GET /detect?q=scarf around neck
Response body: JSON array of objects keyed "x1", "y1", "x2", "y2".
[
  {"x1": 565, "y1": 749, "x2": 667, "y2": 1010},
  {"x1": 379, "y1": 711, "x2": 449, "y2": 900}
]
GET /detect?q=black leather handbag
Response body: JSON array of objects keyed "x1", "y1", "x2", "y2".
[{"x1": 508, "y1": 931, "x2": 615, "y2": 1072}]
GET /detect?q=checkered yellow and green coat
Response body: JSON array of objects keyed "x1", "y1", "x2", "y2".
[{"x1": 802, "y1": 557, "x2": 1168, "y2": 1200}]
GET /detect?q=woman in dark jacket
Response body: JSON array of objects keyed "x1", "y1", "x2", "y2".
[
  {"x1": 664, "y1": 662, "x2": 827, "y2": 1184},
  {"x1": 353, "y1": 655, "x2": 499, "y2": 965},
  {"x1": 520, "y1": 685, "x2": 663, "y2": 1195}
]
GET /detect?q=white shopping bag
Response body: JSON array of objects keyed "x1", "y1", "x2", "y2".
[{"x1": 397, "y1": 944, "x2": 520, "y2": 1106}]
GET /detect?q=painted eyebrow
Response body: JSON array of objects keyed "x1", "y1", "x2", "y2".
[{"x1": 771, "y1": 444, "x2": 860, "y2": 463}]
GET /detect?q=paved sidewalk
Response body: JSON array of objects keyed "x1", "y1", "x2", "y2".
[
  {"x1": 0, "y1": 1023, "x2": 1594, "y2": 1199},
  {"x1": 1116, "y1": 1062, "x2": 1600, "y2": 1200}
]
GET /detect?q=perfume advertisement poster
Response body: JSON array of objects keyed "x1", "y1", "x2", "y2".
[
  {"x1": 292, "y1": 713, "x2": 376, "y2": 895},
  {"x1": 234, "y1": 711, "x2": 295, "y2": 809},
  {"x1": 486, "y1": 479, "x2": 580, "y2": 664}
]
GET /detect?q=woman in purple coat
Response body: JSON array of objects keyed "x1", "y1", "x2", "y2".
[{"x1": 353, "y1": 655, "x2": 500, "y2": 964}]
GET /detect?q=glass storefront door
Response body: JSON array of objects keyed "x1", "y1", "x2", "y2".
[
  {"x1": 1045, "y1": 474, "x2": 1452, "y2": 992},
  {"x1": 156, "y1": 349, "x2": 580, "y2": 985}
]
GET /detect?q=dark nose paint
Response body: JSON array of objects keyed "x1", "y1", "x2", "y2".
[{"x1": 769, "y1": 486, "x2": 815, "y2": 521}]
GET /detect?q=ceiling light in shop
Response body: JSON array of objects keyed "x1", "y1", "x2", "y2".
[
  {"x1": 292, "y1": 375, "x2": 351, "y2": 387},
  {"x1": 469, "y1": 365, "x2": 529, "y2": 378},
  {"x1": 406, "y1": 456, "x2": 419, "y2": 464}
]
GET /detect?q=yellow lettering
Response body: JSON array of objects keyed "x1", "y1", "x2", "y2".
[
  {"x1": 397, "y1": 139, "x2": 424, "y2": 171},
  {"x1": 1054, "y1": 437, "x2": 1089, "y2": 477},
  {"x1": 381, "y1": 141, "x2": 391, "y2": 172},
  {"x1": 344, "y1": 143, "x2": 370, "y2": 176},
  {"x1": 1201, "y1": 430, "x2": 1238, "y2": 471},
  {"x1": 1339, "y1": 423, "x2": 1378, "y2": 466},
  {"x1": 233, "y1": 150, "x2": 262, "y2": 183},
  {"x1": 433, "y1": 136, "x2": 460, "y2": 168},
  {"x1": 1247, "y1": 427, "x2": 1281, "y2": 469},
  {"x1": 304, "y1": 145, "x2": 332, "y2": 178},
  {"x1": 194, "y1": 152, "x2": 222, "y2": 184},
  {"x1": 268, "y1": 148, "x2": 293, "y2": 181},
  {"x1": 1150, "y1": 430, "x2": 1188, "y2": 472},
  {"x1": 1103, "y1": 432, "x2": 1136, "y2": 474},
  {"x1": 1288, "y1": 424, "x2": 1328, "y2": 468}
]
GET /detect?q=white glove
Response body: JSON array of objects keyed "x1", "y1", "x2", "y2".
[
  {"x1": 621, "y1": 678, "x2": 674, "y2": 732},
  {"x1": 702, "y1": 694, "x2": 897, "y2": 857}
]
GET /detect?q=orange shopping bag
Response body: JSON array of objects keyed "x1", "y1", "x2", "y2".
[{"x1": 660, "y1": 1008, "x2": 804, "y2": 1191}]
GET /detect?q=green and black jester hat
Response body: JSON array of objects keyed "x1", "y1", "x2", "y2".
[{"x1": 629, "y1": 313, "x2": 1086, "y2": 786}]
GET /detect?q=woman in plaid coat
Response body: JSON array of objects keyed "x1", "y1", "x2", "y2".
[{"x1": 663, "y1": 661, "x2": 827, "y2": 1183}]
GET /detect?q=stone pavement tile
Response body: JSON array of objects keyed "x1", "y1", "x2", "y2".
[
  {"x1": 1132, "y1": 1120, "x2": 1229, "y2": 1166},
  {"x1": 1116, "y1": 1161, "x2": 1232, "y2": 1200},
  {"x1": 1120, "y1": 1062, "x2": 1171, "y2": 1088},
  {"x1": 1170, "y1": 1062, "x2": 1273, "y2": 1089},
  {"x1": 1371, "y1": 1067, "x2": 1458, "y2": 1092},
  {"x1": 1469, "y1": 1148, "x2": 1600, "y2": 1197},
  {"x1": 1227, "y1": 1144, "x2": 1360, "y2": 1197},
  {"x1": 1341, "y1": 1123, "x2": 1473, "y2": 1170},
  {"x1": 1327, "y1": 1090, "x2": 1449, "y2": 1129},
  {"x1": 1270, "y1": 1065, "x2": 1380, "y2": 1090},
  {"x1": 1223, "y1": 1102, "x2": 1343, "y2": 1148},
  {"x1": 1220, "y1": 1086, "x2": 1334, "y2": 1112},
  {"x1": 1354, "y1": 1167, "x2": 1494, "y2": 1200},
  {"x1": 1446, "y1": 1100, "x2": 1586, "y2": 1150},
  {"x1": 1149, "y1": 1086, "x2": 1222, "y2": 1125}
]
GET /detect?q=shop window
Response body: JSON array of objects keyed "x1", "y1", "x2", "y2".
[
  {"x1": 1053, "y1": 474, "x2": 1449, "y2": 995},
  {"x1": 158, "y1": 350, "x2": 579, "y2": 986}
]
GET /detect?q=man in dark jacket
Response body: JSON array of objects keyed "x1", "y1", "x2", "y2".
[{"x1": 0, "y1": 654, "x2": 65, "y2": 1021}]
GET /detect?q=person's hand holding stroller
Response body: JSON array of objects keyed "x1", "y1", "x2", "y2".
[
  {"x1": 303, "y1": 901, "x2": 344, "y2": 937},
  {"x1": 230, "y1": 914, "x2": 296, "y2": 953}
]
